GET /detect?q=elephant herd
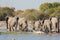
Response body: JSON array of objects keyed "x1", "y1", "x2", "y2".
[{"x1": 5, "y1": 16, "x2": 60, "y2": 33}]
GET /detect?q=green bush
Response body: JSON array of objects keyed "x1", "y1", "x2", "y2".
[{"x1": 38, "y1": 13, "x2": 50, "y2": 20}]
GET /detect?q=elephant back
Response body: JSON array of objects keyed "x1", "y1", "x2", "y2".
[
  {"x1": 8, "y1": 17, "x2": 17, "y2": 26},
  {"x1": 18, "y1": 17, "x2": 27, "y2": 25}
]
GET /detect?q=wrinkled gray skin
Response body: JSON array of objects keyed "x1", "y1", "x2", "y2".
[
  {"x1": 27, "y1": 21, "x2": 34, "y2": 32},
  {"x1": 6, "y1": 16, "x2": 18, "y2": 32},
  {"x1": 18, "y1": 17, "x2": 28, "y2": 32},
  {"x1": 51, "y1": 17, "x2": 58, "y2": 32},
  {"x1": 43, "y1": 19, "x2": 51, "y2": 33}
]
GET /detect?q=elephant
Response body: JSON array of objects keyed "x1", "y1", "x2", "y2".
[
  {"x1": 58, "y1": 17, "x2": 60, "y2": 33},
  {"x1": 27, "y1": 21, "x2": 34, "y2": 32},
  {"x1": 43, "y1": 19, "x2": 51, "y2": 33},
  {"x1": 39, "y1": 20, "x2": 44, "y2": 31},
  {"x1": 34, "y1": 20, "x2": 40, "y2": 31},
  {"x1": 18, "y1": 17, "x2": 28, "y2": 32},
  {"x1": 5, "y1": 16, "x2": 18, "y2": 32},
  {"x1": 33, "y1": 20, "x2": 44, "y2": 31},
  {"x1": 51, "y1": 17, "x2": 58, "y2": 32}
]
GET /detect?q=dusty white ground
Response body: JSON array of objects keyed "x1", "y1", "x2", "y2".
[{"x1": 0, "y1": 21, "x2": 6, "y2": 30}]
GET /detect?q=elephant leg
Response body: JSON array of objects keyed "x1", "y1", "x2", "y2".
[
  {"x1": 19, "y1": 24, "x2": 22, "y2": 31},
  {"x1": 52, "y1": 24, "x2": 55, "y2": 32},
  {"x1": 25, "y1": 26, "x2": 28, "y2": 32},
  {"x1": 47, "y1": 25, "x2": 51, "y2": 33},
  {"x1": 6, "y1": 23, "x2": 8, "y2": 29},
  {"x1": 11, "y1": 27, "x2": 14, "y2": 31},
  {"x1": 22, "y1": 26, "x2": 28, "y2": 32},
  {"x1": 15, "y1": 27, "x2": 17, "y2": 31},
  {"x1": 42, "y1": 25, "x2": 45, "y2": 32},
  {"x1": 52, "y1": 24, "x2": 56, "y2": 33},
  {"x1": 56, "y1": 23, "x2": 58, "y2": 32},
  {"x1": 40, "y1": 26, "x2": 43, "y2": 31},
  {"x1": 45, "y1": 25, "x2": 49, "y2": 33},
  {"x1": 9, "y1": 27, "x2": 11, "y2": 32},
  {"x1": 15, "y1": 25, "x2": 17, "y2": 31},
  {"x1": 17, "y1": 24, "x2": 21, "y2": 31},
  {"x1": 35, "y1": 27, "x2": 38, "y2": 31},
  {"x1": 58, "y1": 22, "x2": 60, "y2": 33},
  {"x1": 23, "y1": 26, "x2": 27, "y2": 32},
  {"x1": 17, "y1": 24, "x2": 20, "y2": 30},
  {"x1": 8, "y1": 24, "x2": 11, "y2": 32},
  {"x1": 43, "y1": 25, "x2": 49, "y2": 33},
  {"x1": 43, "y1": 25, "x2": 46, "y2": 32}
]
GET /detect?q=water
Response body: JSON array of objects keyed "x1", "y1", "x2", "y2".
[
  {"x1": 0, "y1": 30, "x2": 60, "y2": 40},
  {"x1": 0, "y1": 30, "x2": 7, "y2": 32},
  {"x1": 0, "y1": 33, "x2": 60, "y2": 40}
]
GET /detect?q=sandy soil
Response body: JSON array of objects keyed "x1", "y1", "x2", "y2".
[{"x1": 0, "y1": 21, "x2": 6, "y2": 30}]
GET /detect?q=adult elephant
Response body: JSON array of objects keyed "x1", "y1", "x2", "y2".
[
  {"x1": 43, "y1": 19, "x2": 51, "y2": 33},
  {"x1": 51, "y1": 17, "x2": 58, "y2": 32},
  {"x1": 39, "y1": 20, "x2": 44, "y2": 31},
  {"x1": 34, "y1": 20, "x2": 43, "y2": 31},
  {"x1": 27, "y1": 21, "x2": 34, "y2": 32},
  {"x1": 6, "y1": 16, "x2": 18, "y2": 32},
  {"x1": 34, "y1": 20, "x2": 40, "y2": 31},
  {"x1": 18, "y1": 17, "x2": 28, "y2": 32}
]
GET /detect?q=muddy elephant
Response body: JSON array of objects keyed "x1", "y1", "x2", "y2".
[
  {"x1": 43, "y1": 19, "x2": 51, "y2": 33},
  {"x1": 18, "y1": 17, "x2": 28, "y2": 32},
  {"x1": 6, "y1": 16, "x2": 18, "y2": 32},
  {"x1": 51, "y1": 17, "x2": 58, "y2": 32}
]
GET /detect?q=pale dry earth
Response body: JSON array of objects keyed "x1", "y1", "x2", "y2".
[{"x1": 0, "y1": 21, "x2": 6, "y2": 30}]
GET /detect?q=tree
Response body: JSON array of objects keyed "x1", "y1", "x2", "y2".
[
  {"x1": 39, "y1": 2, "x2": 60, "y2": 18},
  {"x1": 52, "y1": 2, "x2": 60, "y2": 8},
  {"x1": 0, "y1": 7, "x2": 15, "y2": 20},
  {"x1": 38, "y1": 13, "x2": 50, "y2": 20},
  {"x1": 23, "y1": 9, "x2": 40, "y2": 20},
  {"x1": 13, "y1": 10, "x2": 24, "y2": 16},
  {"x1": 39, "y1": 3, "x2": 52, "y2": 11},
  {"x1": 45, "y1": 8, "x2": 54, "y2": 15}
]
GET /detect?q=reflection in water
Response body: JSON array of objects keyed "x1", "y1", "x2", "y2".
[{"x1": 0, "y1": 34, "x2": 60, "y2": 40}]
